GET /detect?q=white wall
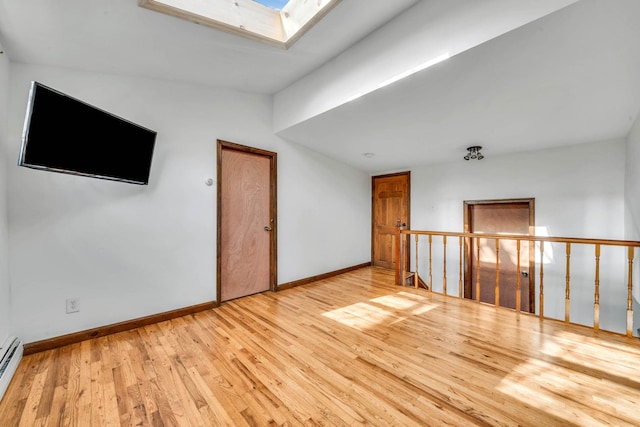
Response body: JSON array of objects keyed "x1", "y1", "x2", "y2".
[
  {"x1": 625, "y1": 114, "x2": 640, "y2": 273},
  {"x1": 411, "y1": 140, "x2": 625, "y2": 238},
  {"x1": 408, "y1": 139, "x2": 628, "y2": 333},
  {"x1": 6, "y1": 64, "x2": 370, "y2": 343},
  {"x1": 278, "y1": 142, "x2": 371, "y2": 282},
  {"x1": 0, "y1": 44, "x2": 11, "y2": 345},
  {"x1": 625, "y1": 112, "x2": 640, "y2": 333}
]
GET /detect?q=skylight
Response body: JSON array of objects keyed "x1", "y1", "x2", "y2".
[
  {"x1": 140, "y1": 0, "x2": 341, "y2": 49},
  {"x1": 252, "y1": 0, "x2": 289, "y2": 11}
]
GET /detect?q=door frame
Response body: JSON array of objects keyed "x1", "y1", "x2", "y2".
[
  {"x1": 463, "y1": 198, "x2": 535, "y2": 312},
  {"x1": 217, "y1": 139, "x2": 278, "y2": 302},
  {"x1": 371, "y1": 171, "x2": 411, "y2": 271}
]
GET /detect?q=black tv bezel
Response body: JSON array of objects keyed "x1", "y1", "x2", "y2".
[{"x1": 18, "y1": 81, "x2": 157, "y2": 185}]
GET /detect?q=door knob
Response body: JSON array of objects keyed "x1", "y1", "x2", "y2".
[
  {"x1": 264, "y1": 226, "x2": 272, "y2": 231},
  {"x1": 521, "y1": 271, "x2": 528, "y2": 277}
]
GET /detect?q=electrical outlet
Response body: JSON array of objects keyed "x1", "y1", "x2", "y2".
[{"x1": 66, "y1": 298, "x2": 80, "y2": 314}]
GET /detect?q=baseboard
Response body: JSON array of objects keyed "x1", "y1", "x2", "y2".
[
  {"x1": 23, "y1": 301, "x2": 219, "y2": 355},
  {"x1": 277, "y1": 262, "x2": 371, "y2": 291},
  {"x1": 23, "y1": 263, "x2": 372, "y2": 355},
  {"x1": 0, "y1": 336, "x2": 24, "y2": 402}
]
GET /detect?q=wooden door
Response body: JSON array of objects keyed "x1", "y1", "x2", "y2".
[
  {"x1": 372, "y1": 172, "x2": 410, "y2": 270},
  {"x1": 218, "y1": 140, "x2": 277, "y2": 302},
  {"x1": 465, "y1": 199, "x2": 534, "y2": 312}
]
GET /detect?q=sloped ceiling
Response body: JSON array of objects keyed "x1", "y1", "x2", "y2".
[
  {"x1": 1, "y1": 0, "x2": 639, "y2": 173},
  {"x1": 0, "y1": 0, "x2": 419, "y2": 93},
  {"x1": 277, "y1": 0, "x2": 640, "y2": 172}
]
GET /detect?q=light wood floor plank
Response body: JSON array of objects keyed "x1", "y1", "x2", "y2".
[{"x1": 2, "y1": 267, "x2": 640, "y2": 426}]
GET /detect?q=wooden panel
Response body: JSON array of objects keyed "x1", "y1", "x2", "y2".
[
  {"x1": 372, "y1": 172, "x2": 410, "y2": 270},
  {"x1": 139, "y1": 0, "x2": 342, "y2": 49},
  {"x1": 3, "y1": 268, "x2": 639, "y2": 426},
  {"x1": 220, "y1": 148, "x2": 271, "y2": 301},
  {"x1": 140, "y1": 0, "x2": 286, "y2": 46}
]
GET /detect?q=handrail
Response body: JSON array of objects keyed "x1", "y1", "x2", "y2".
[
  {"x1": 395, "y1": 228, "x2": 640, "y2": 338},
  {"x1": 400, "y1": 229, "x2": 640, "y2": 247}
]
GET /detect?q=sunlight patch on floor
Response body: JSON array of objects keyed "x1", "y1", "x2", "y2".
[
  {"x1": 323, "y1": 292, "x2": 439, "y2": 329},
  {"x1": 540, "y1": 330, "x2": 640, "y2": 378},
  {"x1": 497, "y1": 334, "x2": 640, "y2": 426},
  {"x1": 323, "y1": 302, "x2": 394, "y2": 329},
  {"x1": 370, "y1": 293, "x2": 418, "y2": 310}
]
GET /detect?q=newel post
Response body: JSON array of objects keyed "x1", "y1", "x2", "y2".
[{"x1": 395, "y1": 220, "x2": 403, "y2": 285}]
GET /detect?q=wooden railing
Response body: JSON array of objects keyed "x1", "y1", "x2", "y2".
[{"x1": 395, "y1": 229, "x2": 640, "y2": 337}]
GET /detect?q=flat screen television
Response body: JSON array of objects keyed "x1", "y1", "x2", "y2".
[{"x1": 19, "y1": 81, "x2": 157, "y2": 185}]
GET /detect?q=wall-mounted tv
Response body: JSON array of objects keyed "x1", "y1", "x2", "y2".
[{"x1": 19, "y1": 81, "x2": 157, "y2": 185}]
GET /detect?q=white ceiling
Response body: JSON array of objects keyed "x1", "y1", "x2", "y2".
[
  {"x1": 1, "y1": 0, "x2": 639, "y2": 173},
  {"x1": 0, "y1": 0, "x2": 418, "y2": 94}
]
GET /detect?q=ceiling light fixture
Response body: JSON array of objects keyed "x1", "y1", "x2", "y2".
[{"x1": 464, "y1": 146, "x2": 484, "y2": 161}]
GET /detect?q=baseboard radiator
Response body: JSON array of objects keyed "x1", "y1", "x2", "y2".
[{"x1": 0, "y1": 336, "x2": 23, "y2": 401}]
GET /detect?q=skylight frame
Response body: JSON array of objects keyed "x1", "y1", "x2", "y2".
[{"x1": 139, "y1": 0, "x2": 342, "y2": 49}]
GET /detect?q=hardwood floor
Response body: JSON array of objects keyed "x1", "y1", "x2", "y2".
[{"x1": 1, "y1": 267, "x2": 640, "y2": 426}]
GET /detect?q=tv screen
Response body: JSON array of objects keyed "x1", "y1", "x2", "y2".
[{"x1": 19, "y1": 81, "x2": 157, "y2": 185}]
